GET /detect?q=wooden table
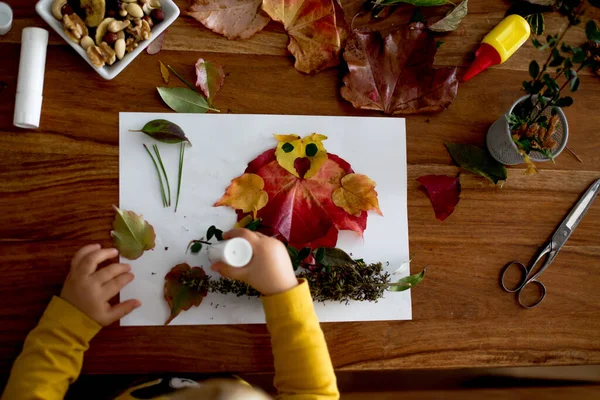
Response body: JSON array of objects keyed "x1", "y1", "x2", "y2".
[{"x1": 1, "y1": 0, "x2": 599, "y2": 375}]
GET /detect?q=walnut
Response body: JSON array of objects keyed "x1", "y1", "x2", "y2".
[
  {"x1": 99, "y1": 42, "x2": 116, "y2": 66},
  {"x1": 63, "y1": 13, "x2": 88, "y2": 44},
  {"x1": 125, "y1": 37, "x2": 138, "y2": 53},
  {"x1": 87, "y1": 45, "x2": 105, "y2": 68},
  {"x1": 126, "y1": 18, "x2": 152, "y2": 42}
]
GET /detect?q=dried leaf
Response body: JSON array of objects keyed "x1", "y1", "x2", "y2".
[
  {"x1": 262, "y1": 0, "x2": 341, "y2": 74},
  {"x1": 391, "y1": 259, "x2": 411, "y2": 276},
  {"x1": 233, "y1": 140, "x2": 368, "y2": 249},
  {"x1": 315, "y1": 247, "x2": 355, "y2": 267},
  {"x1": 445, "y1": 143, "x2": 508, "y2": 184},
  {"x1": 332, "y1": 173, "x2": 383, "y2": 217},
  {"x1": 195, "y1": 58, "x2": 225, "y2": 105},
  {"x1": 214, "y1": 173, "x2": 268, "y2": 217},
  {"x1": 110, "y1": 206, "x2": 156, "y2": 260},
  {"x1": 147, "y1": 31, "x2": 166, "y2": 55},
  {"x1": 159, "y1": 61, "x2": 169, "y2": 84},
  {"x1": 341, "y1": 23, "x2": 459, "y2": 114},
  {"x1": 157, "y1": 87, "x2": 217, "y2": 113},
  {"x1": 417, "y1": 175, "x2": 460, "y2": 221},
  {"x1": 428, "y1": 0, "x2": 468, "y2": 32},
  {"x1": 375, "y1": 0, "x2": 449, "y2": 5},
  {"x1": 164, "y1": 263, "x2": 208, "y2": 325},
  {"x1": 187, "y1": 0, "x2": 270, "y2": 40},
  {"x1": 274, "y1": 133, "x2": 328, "y2": 178},
  {"x1": 133, "y1": 119, "x2": 191, "y2": 144},
  {"x1": 387, "y1": 268, "x2": 426, "y2": 292}
]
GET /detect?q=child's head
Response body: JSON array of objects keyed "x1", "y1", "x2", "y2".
[{"x1": 166, "y1": 379, "x2": 272, "y2": 400}]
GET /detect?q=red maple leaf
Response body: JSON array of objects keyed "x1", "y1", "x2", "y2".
[{"x1": 243, "y1": 149, "x2": 366, "y2": 249}]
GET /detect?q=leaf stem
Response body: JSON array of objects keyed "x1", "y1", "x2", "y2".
[
  {"x1": 167, "y1": 65, "x2": 197, "y2": 92},
  {"x1": 143, "y1": 144, "x2": 168, "y2": 207},
  {"x1": 153, "y1": 144, "x2": 171, "y2": 207},
  {"x1": 175, "y1": 142, "x2": 185, "y2": 212}
]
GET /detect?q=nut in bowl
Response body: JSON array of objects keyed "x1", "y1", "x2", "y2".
[{"x1": 36, "y1": 0, "x2": 179, "y2": 80}]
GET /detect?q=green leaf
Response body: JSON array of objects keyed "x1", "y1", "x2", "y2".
[
  {"x1": 375, "y1": 0, "x2": 449, "y2": 6},
  {"x1": 570, "y1": 76, "x2": 580, "y2": 92},
  {"x1": 532, "y1": 38, "x2": 542, "y2": 49},
  {"x1": 286, "y1": 245, "x2": 301, "y2": 270},
  {"x1": 298, "y1": 247, "x2": 311, "y2": 261},
  {"x1": 206, "y1": 225, "x2": 217, "y2": 241},
  {"x1": 529, "y1": 60, "x2": 540, "y2": 79},
  {"x1": 314, "y1": 247, "x2": 325, "y2": 263},
  {"x1": 436, "y1": 40, "x2": 445, "y2": 49},
  {"x1": 410, "y1": 7, "x2": 425, "y2": 23},
  {"x1": 572, "y1": 47, "x2": 586, "y2": 64},
  {"x1": 282, "y1": 142, "x2": 294, "y2": 153},
  {"x1": 429, "y1": 0, "x2": 469, "y2": 32},
  {"x1": 132, "y1": 119, "x2": 191, "y2": 145},
  {"x1": 445, "y1": 143, "x2": 508, "y2": 185},
  {"x1": 245, "y1": 219, "x2": 262, "y2": 231},
  {"x1": 110, "y1": 205, "x2": 156, "y2": 260},
  {"x1": 190, "y1": 242, "x2": 202, "y2": 253},
  {"x1": 157, "y1": 87, "x2": 219, "y2": 113},
  {"x1": 317, "y1": 248, "x2": 355, "y2": 267},
  {"x1": 387, "y1": 268, "x2": 426, "y2": 292},
  {"x1": 555, "y1": 96, "x2": 573, "y2": 108},
  {"x1": 549, "y1": 49, "x2": 566, "y2": 67},
  {"x1": 525, "y1": 13, "x2": 544, "y2": 35},
  {"x1": 586, "y1": 20, "x2": 600, "y2": 43},
  {"x1": 305, "y1": 143, "x2": 318, "y2": 157},
  {"x1": 194, "y1": 58, "x2": 225, "y2": 106}
]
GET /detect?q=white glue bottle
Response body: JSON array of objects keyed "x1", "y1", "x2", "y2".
[
  {"x1": 14, "y1": 27, "x2": 49, "y2": 129},
  {"x1": 207, "y1": 238, "x2": 253, "y2": 268}
]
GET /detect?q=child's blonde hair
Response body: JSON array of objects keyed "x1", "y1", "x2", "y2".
[{"x1": 167, "y1": 379, "x2": 272, "y2": 400}]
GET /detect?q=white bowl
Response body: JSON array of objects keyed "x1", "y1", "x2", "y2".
[{"x1": 35, "y1": 0, "x2": 179, "y2": 80}]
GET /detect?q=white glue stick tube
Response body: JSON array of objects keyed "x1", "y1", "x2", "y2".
[
  {"x1": 207, "y1": 238, "x2": 253, "y2": 268},
  {"x1": 14, "y1": 27, "x2": 49, "y2": 129}
]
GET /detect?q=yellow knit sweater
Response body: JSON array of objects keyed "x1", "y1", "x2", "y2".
[{"x1": 2, "y1": 280, "x2": 339, "y2": 400}]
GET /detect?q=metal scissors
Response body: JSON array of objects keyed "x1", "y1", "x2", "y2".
[{"x1": 501, "y1": 178, "x2": 600, "y2": 308}]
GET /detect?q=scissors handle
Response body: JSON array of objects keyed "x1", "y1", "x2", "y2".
[
  {"x1": 500, "y1": 261, "x2": 528, "y2": 292},
  {"x1": 517, "y1": 280, "x2": 547, "y2": 309}
]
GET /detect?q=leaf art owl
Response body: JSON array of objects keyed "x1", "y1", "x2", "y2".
[{"x1": 215, "y1": 134, "x2": 383, "y2": 249}]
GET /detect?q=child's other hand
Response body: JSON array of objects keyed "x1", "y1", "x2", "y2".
[
  {"x1": 210, "y1": 229, "x2": 298, "y2": 296},
  {"x1": 60, "y1": 244, "x2": 141, "y2": 326}
]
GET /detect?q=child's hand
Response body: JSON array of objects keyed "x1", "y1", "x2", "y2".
[
  {"x1": 60, "y1": 244, "x2": 141, "y2": 326},
  {"x1": 210, "y1": 229, "x2": 298, "y2": 296}
]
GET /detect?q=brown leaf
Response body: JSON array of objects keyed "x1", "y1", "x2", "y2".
[
  {"x1": 188, "y1": 0, "x2": 270, "y2": 40},
  {"x1": 164, "y1": 263, "x2": 208, "y2": 325},
  {"x1": 341, "y1": 23, "x2": 459, "y2": 114},
  {"x1": 262, "y1": 0, "x2": 341, "y2": 74}
]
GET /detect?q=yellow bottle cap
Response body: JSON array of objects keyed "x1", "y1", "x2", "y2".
[{"x1": 482, "y1": 15, "x2": 531, "y2": 63}]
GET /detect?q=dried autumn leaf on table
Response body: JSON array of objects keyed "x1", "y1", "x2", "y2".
[
  {"x1": 428, "y1": 0, "x2": 468, "y2": 32},
  {"x1": 195, "y1": 58, "x2": 225, "y2": 105},
  {"x1": 188, "y1": 0, "x2": 270, "y2": 40},
  {"x1": 215, "y1": 173, "x2": 269, "y2": 218},
  {"x1": 262, "y1": 0, "x2": 341, "y2": 74},
  {"x1": 110, "y1": 206, "x2": 156, "y2": 260},
  {"x1": 164, "y1": 263, "x2": 208, "y2": 325},
  {"x1": 147, "y1": 31, "x2": 167, "y2": 55},
  {"x1": 159, "y1": 60, "x2": 169, "y2": 84},
  {"x1": 445, "y1": 143, "x2": 508, "y2": 185},
  {"x1": 417, "y1": 175, "x2": 460, "y2": 221},
  {"x1": 333, "y1": 173, "x2": 383, "y2": 217},
  {"x1": 341, "y1": 22, "x2": 459, "y2": 114}
]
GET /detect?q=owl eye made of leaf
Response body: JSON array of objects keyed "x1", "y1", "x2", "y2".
[{"x1": 274, "y1": 133, "x2": 328, "y2": 178}]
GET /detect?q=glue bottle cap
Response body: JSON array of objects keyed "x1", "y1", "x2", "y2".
[{"x1": 0, "y1": 2, "x2": 12, "y2": 36}]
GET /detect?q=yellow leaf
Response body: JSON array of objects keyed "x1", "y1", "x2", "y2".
[
  {"x1": 214, "y1": 173, "x2": 268, "y2": 217},
  {"x1": 274, "y1": 133, "x2": 328, "y2": 179},
  {"x1": 332, "y1": 173, "x2": 383, "y2": 217},
  {"x1": 160, "y1": 60, "x2": 169, "y2": 84},
  {"x1": 235, "y1": 215, "x2": 254, "y2": 228}
]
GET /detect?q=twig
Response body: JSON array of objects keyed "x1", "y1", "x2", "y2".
[
  {"x1": 143, "y1": 144, "x2": 168, "y2": 207},
  {"x1": 153, "y1": 145, "x2": 171, "y2": 207},
  {"x1": 175, "y1": 142, "x2": 185, "y2": 212},
  {"x1": 565, "y1": 146, "x2": 583, "y2": 163}
]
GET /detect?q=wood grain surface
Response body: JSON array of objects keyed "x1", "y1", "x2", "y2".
[{"x1": 1, "y1": 0, "x2": 600, "y2": 375}]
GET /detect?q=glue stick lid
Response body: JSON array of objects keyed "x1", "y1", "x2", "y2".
[{"x1": 482, "y1": 15, "x2": 531, "y2": 64}]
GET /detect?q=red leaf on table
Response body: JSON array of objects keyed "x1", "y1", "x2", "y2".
[
  {"x1": 262, "y1": 0, "x2": 341, "y2": 74},
  {"x1": 341, "y1": 23, "x2": 459, "y2": 114},
  {"x1": 417, "y1": 175, "x2": 461, "y2": 221},
  {"x1": 195, "y1": 58, "x2": 225, "y2": 104},
  {"x1": 146, "y1": 31, "x2": 167, "y2": 55},
  {"x1": 164, "y1": 263, "x2": 208, "y2": 325},
  {"x1": 187, "y1": 0, "x2": 270, "y2": 40},
  {"x1": 243, "y1": 149, "x2": 366, "y2": 249}
]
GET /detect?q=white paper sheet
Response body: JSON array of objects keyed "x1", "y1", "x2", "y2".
[{"x1": 119, "y1": 113, "x2": 410, "y2": 326}]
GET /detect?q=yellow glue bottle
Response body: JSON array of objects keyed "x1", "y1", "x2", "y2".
[{"x1": 462, "y1": 15, "x2": 531, "y2": 82}]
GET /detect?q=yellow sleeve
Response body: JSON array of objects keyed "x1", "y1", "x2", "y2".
[
  {"x1": 261, "y1": 279, "x2": 339, "y2": 400},
  {"x1": 1, "y1": 296, "x2": 102, "y2": 400}
]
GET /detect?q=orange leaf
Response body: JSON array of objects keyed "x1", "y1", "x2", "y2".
[
  {"x1": 214, "y1": 173, "x2": 268, "y2": 217},
  {"x1": 262, "y1": 0, "x2": 341, "y2": 74},
  {"x1": 332, "y1": 173, "x2": 382, "y2": 217}
]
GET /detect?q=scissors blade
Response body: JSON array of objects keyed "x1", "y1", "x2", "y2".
[{"x1": 551, "y1": 178, "x2": 600, "y2": 249}]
